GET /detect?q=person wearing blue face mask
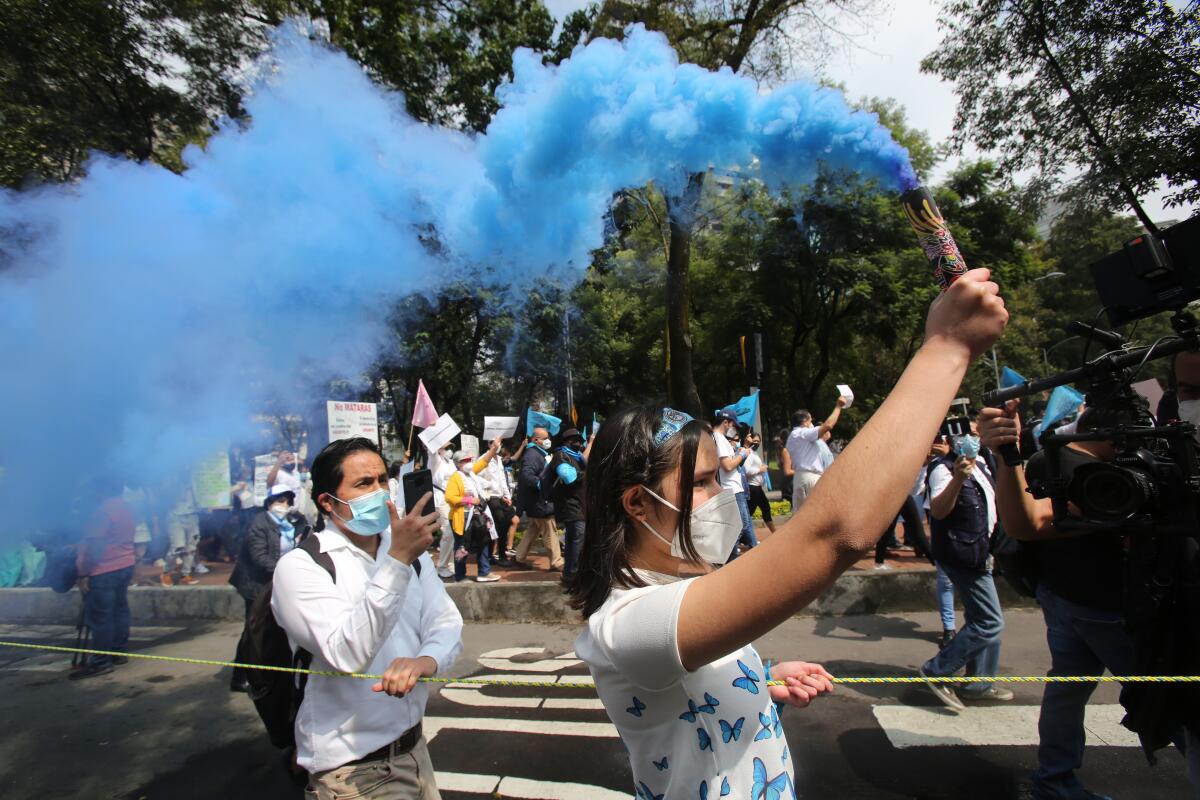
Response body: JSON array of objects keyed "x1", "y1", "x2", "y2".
[
  {"x1": 921, "y1": 420, "x2": 1011, "y2": 710},
  {"x1": 547, "y1": 428, "x2": 592, "y2": 586},
  {"x1": 271, "y1": 437, "x2": 461, "y2": 799}
]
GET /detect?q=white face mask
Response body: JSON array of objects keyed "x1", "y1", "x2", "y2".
[
  {"x1": 639, "y1": 485, "x2": 743, "y2": 565},
  {"x1": 1178, "y1": 399, "x2": 1200, "y2": 438},
  {"x1": 269, "y1": 502, "x2": 291, "y2": 517}
]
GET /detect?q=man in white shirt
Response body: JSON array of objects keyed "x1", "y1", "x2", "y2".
[
  {"x1": 475, "y1": 437, "x2": 518, "y2": 566},
  {"x1": 429, "y1": 446, "x2": 457, "y2": 579},
  {"x1": 272, "y1": 437, "x2": 461, "y2": 799},
  {"x1": 784, "y1": 398, "x2": 847, "y2": 509}
]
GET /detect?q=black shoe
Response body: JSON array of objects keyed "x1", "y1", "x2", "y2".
[
  {"x1": 69, "y1": 663, "x2": 114, "y2": 681},
  {"x1": 111, "y1": 655, "x2": 129, "y2": 666},
  {"x1": 494, "y1": 558, "x2": 515, "y2": 568},
  {"x1": 230, "y1": 678, "x2": 251, "y2": 693},
  {"x1": 939, "y1": 629, "x2": 956, "y2": 649}
]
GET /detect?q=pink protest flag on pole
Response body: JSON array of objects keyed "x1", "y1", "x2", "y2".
[{"x1": 411, "y1": 380, "x2": 439, "y2": 428}]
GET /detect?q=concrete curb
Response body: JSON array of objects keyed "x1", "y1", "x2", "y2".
[{"x1": 0, "y1": 570, "x2": 1035, "y2": 626}]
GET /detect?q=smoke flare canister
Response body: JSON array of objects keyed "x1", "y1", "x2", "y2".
[{"x1": 900, "y1": 187, "x2": 968, "y2": 289}]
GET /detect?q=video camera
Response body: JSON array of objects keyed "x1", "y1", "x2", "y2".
[
  {"x1": 982, "y1": 215, "x2": 1200, "y2": 535},
  {"x1": 939, "y1": 397, "x2": 972, "y2": 439}
]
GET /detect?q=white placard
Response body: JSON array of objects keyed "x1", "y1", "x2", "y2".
[
  {"x1": 836, "y1": 384, "x2": 855, "y2": 409},
  {"x1": 191, "y1": 450, "x2": 231, "y2": 508},
  {"x1": 253, "y1": 453, "x2": 276, "y2": 506},
  {"x1": 327, "y1": 400, "x2": 379, "y2": 443},
  {"x1": 483, "y1": 416, "x2": 521, "y2": 441},
  {"x1": 460, "y1": 434, "x2": 480, "y2": 458},
  {"x1": 418, "y1": 413, "x2": 461, "y2": 453}
]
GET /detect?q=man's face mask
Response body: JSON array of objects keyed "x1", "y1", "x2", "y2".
[
  {"x1": 329, "y1": 489, "x2": 390, "y2": 535},
  {"x1": 953, "y1": 434, "x2": 981, "y2": 461}
]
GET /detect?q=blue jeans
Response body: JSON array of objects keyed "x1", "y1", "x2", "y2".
[
  {"x1": 84, "y1": 565, "x2": 133, "y2": 668},
  {"x1": 1031, "y1": 585, "x2": 1137, "y2": 799},
  {"x1": 453, "y1": 532, "x2": 491, "y2": 581},
  {"x1": 922, "y1": 560, "x2": 1004, "y2": 695},
  {"x1": 936, "y1": 564, "x2": 957, "y2": 631},
  {"x1": 562, "y1": 519, "x2": 584, "y2": 579},
  {"x1": 726, "y1": 492, "x2": 758, "y2": 562}
]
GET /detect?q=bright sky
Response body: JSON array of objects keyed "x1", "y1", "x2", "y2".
[{"x1": 542, "y1": 0, "x2": 1192, "y2": 225}]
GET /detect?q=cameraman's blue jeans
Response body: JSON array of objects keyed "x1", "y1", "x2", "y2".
[
  {"x1": 726, "y1": 491, "x2": 758, "y2": 562},
  {"x1": 562, "y1": 519, "x2": 585, "y2": 579},
  {"x1": 84, "y1": 565, "x2": 133, "y2": 668},
  {"x1": 1032, "y1": 584, "x2": 1136, "y2": 799},
  {"x1": 921, "y1": 561, "x2": 1004, "y2": 695}
]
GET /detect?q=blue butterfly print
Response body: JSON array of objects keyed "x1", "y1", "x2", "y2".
[
  {"x1": 700, "y1": 780, "x2": 708, "y2": 800},
  {"x1": 697, "y1": 728, "x2": 713, "y2": 751},
  {"x1": 781, "y1": 745, "x2": 789, "y2": 764},
  {"x1": 636, "y1": 781, "x2": 664, "y2": 800},
  {"x1": 719, "y1": 716, "x2": 744, "y2": 743},
  {"x1": 732, "y1": 659, "x2": 761, "y2": 694},
  {"x1": 720, "y1": 777, "x2": 730, "y2": 796},
  {"x1": 751, "y1": 757, "x2": 792, "y2": 800},
  {"x1": 680, "y1": 695, "x2": 718, "y2": 723},
  {"x1": 754, "y1": 711, "x2": 773, "y2": 742},
  {"x1": 627, "y1": 696, "x2": 646, "y2": 717},
  {"x1": 770, "y1": 703, "x2": 783, "y2": 737},
  {"x1": 653, "y1": 757, "x2": 668, "y2": 771}
]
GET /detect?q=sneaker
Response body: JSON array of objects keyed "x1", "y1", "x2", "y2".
[
  {"x1": 68, "y1": 663, "x2": 114, "y2": 681},
  {"x1": 961, "y1": 686, "x2": 1015, "y2": 702},
  {"x1": 152, "y1": 558, "x2": 166, "y2": 568},
  {"x1": 873, "y1": 562, "x2": 892, "y2": 570},
  {"x1": 437, "y1": 569, "x2": 454, "y2": 579},
  {"x1": 476, "y1": 574, "x2": 500, "y2": 583},
  {"x1": 179, "y1": 575, "x2": 200, "y2": 586},
  {"x1": 193, "y1": 563, "x2": 210, "y2": 575},
  {"x1": 505, "y1": 549, "x2": 518, "y2": 558},
  {"x1": 493, "y1": 558, "x2": 515, "y2": 568},
  {"x1": 920, "y1": 666, "x2": 965, "y2": 712},
  {"x1": 160, "y1": 573, "x2": 174, "y2": 587}
]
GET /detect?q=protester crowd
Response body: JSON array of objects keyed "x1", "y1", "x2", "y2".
[{"x1": 48, "y1": 269, "x2": 1200, "y2": 799}]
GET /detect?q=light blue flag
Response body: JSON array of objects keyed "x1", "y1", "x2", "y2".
[
  {"x1": 1035, "y1": 384, "x2": 1086, "y2": 438},
  {"x1": 527, "y1": 408, "x2": 562, "y2": 436},
  {"x1": 724, "y1": 391, "x2": 759, "y2": 426},
  {"x1": 1000, "y1": 367, "x2": 1026, "y2": 390}
]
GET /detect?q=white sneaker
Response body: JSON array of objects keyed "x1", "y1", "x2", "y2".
[
  {"x1": 476, "y1": 574, "x2": 500, "y2": 583},
  {"x1": 193, "y1": 563, "x2": 210, "y2": 574},
  {"x1": 873, "y1": 562, "x2": 892, "y2": 570},
  {"x1": 437, "y1": 569, "x2": 454, "y2": 579},
  {"x1": 152, "y1": 559, "x2": 166, "y2": 568}
]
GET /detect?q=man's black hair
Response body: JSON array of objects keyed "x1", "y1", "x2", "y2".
[{"x1": 310, "y1": 437, "x2": 386, "y2": 531}]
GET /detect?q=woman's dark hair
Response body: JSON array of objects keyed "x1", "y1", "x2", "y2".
[
  {"x1": 311, "y1": 437, "x2": 386, "y2": 531},
  {"x1": 567, "y1": 405, "x2": 711, "y2": 618},
  {"x1": 387, "y1": 460, "x2": 403, "y2": 480}
]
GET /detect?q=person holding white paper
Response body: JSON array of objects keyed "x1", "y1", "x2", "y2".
[{"x1": 784, "y1": 397, "x2": 847, "y2": 510}]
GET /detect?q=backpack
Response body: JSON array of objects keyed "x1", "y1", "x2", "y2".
[{"x1": 235, "y1": 534, "x2": 422, "y2": 749}]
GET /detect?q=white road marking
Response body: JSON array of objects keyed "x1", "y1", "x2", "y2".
[
  {"x1": 424, "y1": 716, "x2": 618, "y2": 741},
  {"x1": 872, "y1": 704, "x2": 1141, "y2": 748},
  {"x1": 477, "y1": 646, "x2": 583, "y2": 672},
  {"x1": 434, "y1": 772, "x2": 630, "y2": 799}
]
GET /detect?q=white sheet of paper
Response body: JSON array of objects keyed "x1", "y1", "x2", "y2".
[
  {"x1": 460, "y1": 434, "x2": 480, "y2": 457},
  {"x1": 418, "y1": 413, "x2": 461, "y2": 453},
  {"x1": 1132, "y1": 379, "x2": 1164, "y2": 418},
  {"x1": 483, "y1": 415, "x2": 520, "y2": 441},
  {"x1": 836, "y1": 384, "x2": 855, "y2": 408}
]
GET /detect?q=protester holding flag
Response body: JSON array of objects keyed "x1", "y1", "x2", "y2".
[{"x1": 513, "y1": 426, "x2": 563, "y2": 571}]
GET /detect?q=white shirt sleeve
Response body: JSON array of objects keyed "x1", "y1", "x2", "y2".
[
  {"x1": 271, "y1": 546, "x2": 414, "y2": 674},
  {"x1": 413, "y1": 553, "x2": 464, "y2": 674},
  {"x1": 927, "y1": 463, "x2": 953, "y2": 502},
  {"x1": 797, "y1": 426, "x2": 820, "y2": 442},
  {"x1": 714, "y1": 434, "x2": 734, "y2": 459},
  {"x1": 588, "y1": 580, "x2": 691, "y2": 692}
]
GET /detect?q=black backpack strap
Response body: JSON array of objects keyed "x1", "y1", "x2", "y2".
[{"x1": 293, "y1": 533, "x2": 336, "y2": 694}]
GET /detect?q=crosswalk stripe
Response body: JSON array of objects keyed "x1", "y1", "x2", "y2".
[{"x1": 872, "y1": 704, "x2": 1140, "y2": 748}]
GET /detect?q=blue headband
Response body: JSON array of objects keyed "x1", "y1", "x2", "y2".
[{"x1": 653, "y1": 408, "x2": 694, "y2": 446}]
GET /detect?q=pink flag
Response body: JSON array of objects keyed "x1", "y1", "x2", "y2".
[{"x1": 411, "y1": 380, "x2": 439, "y2": 428}]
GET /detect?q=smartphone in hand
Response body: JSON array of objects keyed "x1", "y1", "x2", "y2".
[{"x1": 402, "y1": 469, "x2": 434, "y2": 518}]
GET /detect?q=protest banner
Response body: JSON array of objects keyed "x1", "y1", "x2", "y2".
[
  {"x1": 460, "y1": 434, "x2": 480, "y2": 457},
  {"x1": 483, "y1": 416, "x2": 520, "y2": 441},
  {"x1": 253, "y1": 453, "x2": 276, "y2": 505},
  {"x1": 191, "y1": 450, "x2": 231, "y2": 508},
  {"x1": 418, "y1": 413, "x2": 461, "y2": 453},
  {"x1": 327, "y1": 401, "x2": 379, "y2": 444}
]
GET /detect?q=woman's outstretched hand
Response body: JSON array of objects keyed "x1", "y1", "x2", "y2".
[{"x1": 767, "y1": 660, "x2": 835, "y2": 709}]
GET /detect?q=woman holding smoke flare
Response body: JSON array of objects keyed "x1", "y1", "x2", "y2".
[{"x1": 568, "y1": 269, "x2": 1008, "y2": 799}]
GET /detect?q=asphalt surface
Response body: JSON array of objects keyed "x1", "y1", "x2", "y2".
[{"x1": 0, "y1": 610, "x2": 1192, "y2": 799}]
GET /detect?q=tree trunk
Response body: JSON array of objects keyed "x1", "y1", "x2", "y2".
[{"x1": 664, "y1": 173, "x2": 706, "y2": 418}]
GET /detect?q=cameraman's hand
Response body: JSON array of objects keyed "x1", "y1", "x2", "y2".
[
  {"x1": 924, "y1": 268, "x2": 1008, "y2": 362},
  {"x1": 386, "y1": 494, "x2": 437, "y2": 565},
  {"x1": 978, "y1": 400, "x2": 1021, "y2": 452},
  {"x1": 953, "y1": 456, "x2": 975, "y2": 480}
]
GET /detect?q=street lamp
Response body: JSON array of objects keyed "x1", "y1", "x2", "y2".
[{"x1": 1043, "y1": 335, "x2": 1083, "y2": 368}]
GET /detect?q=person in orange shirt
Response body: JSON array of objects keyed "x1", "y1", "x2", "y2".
[{"x1": 72, "y1": 477, "x2": 137, "y2": 680}]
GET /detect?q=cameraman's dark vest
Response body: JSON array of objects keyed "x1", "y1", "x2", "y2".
[{"x1": 929, "y1": 454, "x2": 994, "y2": 570}]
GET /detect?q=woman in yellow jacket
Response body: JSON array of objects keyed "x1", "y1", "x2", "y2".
[{"x1": 444, "y1": 451, "x2": 500, "y2": 582}]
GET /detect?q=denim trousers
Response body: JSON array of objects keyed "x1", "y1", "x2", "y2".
[
  {"x1": 726, "y1": 491, "x2": 759, "y2": 562},
  {"x1": 1031, "y1": 584, "x2": 1136, "y2": 799},
  {"x1": 922, "y1": 560, "x2": 1004, "y2": 695},
  {"x1": 936, "y1": 564, "x2": 957, "y2": 631},
  {"x1": 84, "y1": 565, "x2": 133, "y2": 668},
  {"x1": 561, "y1": 519, "x2": 585, "y2": 579},
  {"x1": 453, "y1": 531, "x2": 490, "y2": 581}
]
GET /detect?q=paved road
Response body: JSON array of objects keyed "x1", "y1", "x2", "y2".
[{"x1": 0, "y1": 610, "x2": 1191, "y2": 798}]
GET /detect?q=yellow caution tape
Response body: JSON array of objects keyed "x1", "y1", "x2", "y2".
[{"x1": 4, "y1": 640, "x2": 1200, "y2": 687}]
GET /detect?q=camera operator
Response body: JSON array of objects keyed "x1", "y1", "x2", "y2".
[{"x1": 979, "y1": 400, "x2": 1199, "y2": 799}]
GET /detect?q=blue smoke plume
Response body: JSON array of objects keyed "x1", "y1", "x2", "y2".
[{"x1": 0, "y1": 24, "x2": 914, "y2": 537}]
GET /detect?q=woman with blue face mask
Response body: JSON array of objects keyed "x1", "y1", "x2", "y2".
[{"x1": 566, "y1": 269, "x2": 1009, "y2": 799}]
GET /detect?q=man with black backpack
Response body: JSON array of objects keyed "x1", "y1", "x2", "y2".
[
  {"x1": 512, "y1": 426, "x2": 563, "y2": 571},
  {"x1": 270, "y1": 437, "x2": 461, "y2": 799},
  {"x1": 547, "y1": 428, "x2": 590, "y2": 585}
]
